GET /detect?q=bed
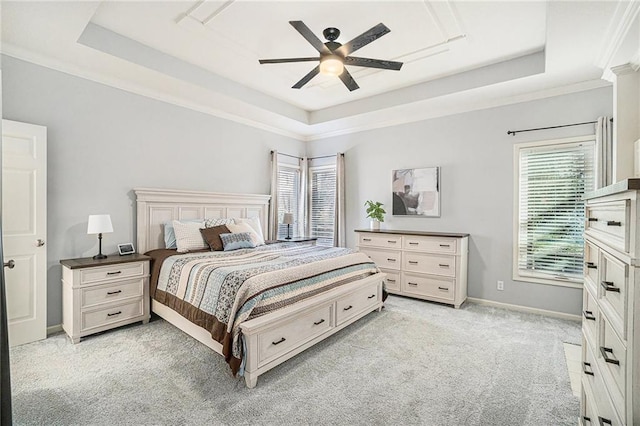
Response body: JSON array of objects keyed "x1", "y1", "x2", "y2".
[{"x1": 135, "y1": 188, "x2": 385, "y2": 388}]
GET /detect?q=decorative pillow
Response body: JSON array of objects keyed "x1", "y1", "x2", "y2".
[
  {"x1": 227, "y1": 222, "x2": 262, "y2": 246},
  {"x1": 164, "y1": 219, "x2": 202, "y2": 249},
  {"x1": 172, "y1": 220, "x2": 207, "y2": 253},
  {"x1": 204, "y1": 217, "x2": 235, "y2": 228},
  {"x1": 199, "y1": 225, "x2": 230, "y2": 251},
  {"x1": 235, "y1": 217, "x2": 265, "y2": 245},
  {"x1": 220, "y1": 232, "x2": 257, "y2": 251}
]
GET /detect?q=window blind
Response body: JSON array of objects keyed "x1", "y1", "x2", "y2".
[
  {"x1": 277, "y1": 165, "x2": 300, "y2": 239},
  {"x1": 310, "y1": 166, "x2": 336, "y2": 247},
  {"x1": 517, "y1": 141, "x2": 595, "y2": 281}
]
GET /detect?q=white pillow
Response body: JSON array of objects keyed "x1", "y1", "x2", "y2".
[
  {"x1": 235, "y1": 217, "x2": 265, "y2": 245},
  {"x1": 227, "y1": 222, "x2": 263, "y2": 246},
  {"x1": 172, "y1": 220, "x2": 207, "y2": 253}
]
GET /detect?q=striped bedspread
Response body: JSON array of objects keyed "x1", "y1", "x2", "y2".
[{"x1": 150, "y1": 242, "x2": 379, "y2": 374}]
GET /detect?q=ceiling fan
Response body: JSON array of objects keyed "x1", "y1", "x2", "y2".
[{"x1": 259, "y1": 21, "x2": 403, "y2": 92}]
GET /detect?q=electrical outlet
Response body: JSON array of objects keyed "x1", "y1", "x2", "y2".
[{"x1": 497, "y1": 280, "x2": 504, "y2": 291}]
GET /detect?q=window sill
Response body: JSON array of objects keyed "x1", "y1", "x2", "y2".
[{"x1": 512, "y1": 272, "x2": 583, "y2": 289}]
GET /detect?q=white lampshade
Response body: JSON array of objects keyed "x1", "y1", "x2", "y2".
[
  {"x1": 319, "y1": 55, "x2": 344, "y2": 76},
  {"x1": 87, "y1": 214, "x2": 113, "y2": 234},
  {"x1": 283, "y1": 213, "x2": 294, "y2": 225}
]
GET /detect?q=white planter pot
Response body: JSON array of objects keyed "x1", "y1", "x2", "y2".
[{"x1": 370, "y1": 220, "x2": 380, "y2": 230}]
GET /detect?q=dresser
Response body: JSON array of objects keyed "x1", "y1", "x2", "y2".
[
  {"x1": 582, "y1": 179, "x2": 640, "y2": 426},
  {"x1": 61, "y1": 254, "x2": 151, "y2": 343},
  {"x1": 355, "y1": 229, "x2": 469, "y2": 308}
]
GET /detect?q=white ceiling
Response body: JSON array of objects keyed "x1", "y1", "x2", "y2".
[{"x1": 1, "y1": 1, "x2": 626, "y2": 140}]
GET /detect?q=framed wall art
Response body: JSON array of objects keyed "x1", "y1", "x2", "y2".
[{"x1": 392, "y1": 167, "x2": 440, "y2": 217}]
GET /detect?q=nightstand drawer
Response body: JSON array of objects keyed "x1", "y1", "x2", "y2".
[
  {"x1": 80, "y1": 261, "x2": 145, "y2": 285},
  {"x1": 81, "y1": 279, "x2": 144, "y2": 309},
  {"x1": 81, "y1": 299, "x2": 144, "y2": 331}
]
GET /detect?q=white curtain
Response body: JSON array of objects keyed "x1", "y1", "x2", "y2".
[
  {"x1": 596, "y1": 116, "x2": 613, "y2": 189},
  {"x1": 268, "y1": 150, "x2": 279, "y2": 240},
  {"x1": 334, "y1": 153, "x2": 346, "y2": 247},
  {"x1": 298, "y1": 157, "x2": 308, "y2": 237}
]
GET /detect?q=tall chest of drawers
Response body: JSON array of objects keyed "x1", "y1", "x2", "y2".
[
  {"x1": 355, "y1": 229, "x2": 469, "y2": 308},
  {"x1": 582, "y1": 179, "x2": 640, "y2": 426}
]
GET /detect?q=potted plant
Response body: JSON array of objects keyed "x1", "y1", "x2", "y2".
[{"x1": 364, "y1": 200, "x2": 386, "y2": 230}]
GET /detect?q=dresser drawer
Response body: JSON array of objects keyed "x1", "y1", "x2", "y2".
[
  {"x1": 81, "y1": 299, "x2": 144, "y2": 331},
  {"x1": 81, "y1": 279, "x2": 144, "y2": 309},
  {"x1": 581, "y1": 332, "x2": 598, "y2": 394},
  {"x1": 380, "y1": 268, "x2": 400, "y2": 292},
  {"x1": 584, "y1": 241, "x2": 599, "y2": 296},
  {"x1": 401, "y1": 272, "x2": 454, "y2": 301},
  {"x1": 336, "y1": 281, "x2": 380, "y2": 325},
  {"x1": 402, "y1": 252, "x2": 455, "y2": 277},
  {"x1": 598, "y1": 315, "x2": 626, "y2": 418},
  {"x1": 599, "y1": 251, "x2": 627, "y2": 338},
  {"x1": 403, "y1": 236, "x2": 457, "y2": 254},
  {"x1": 585, "y1": 200, "x2": 629, "y2": 253},
  {"x1": 80, "y1": 261, "x2": 146, "y2": 285},
  {"x1": 257, "y1": 303, "x2": 333, "y2": 365},
  {"x1": 580, "y1": 383, "x2": 597, "y2": 426},
  {"x1": 358, "y1": 233, "x2": 402, "y2": 249},
  {"x1": 582, "y1": 287, "x2": 598, "y2": 344},
  {"x1": 359, "y1": 248, "x2": 401, "y2": 270}
]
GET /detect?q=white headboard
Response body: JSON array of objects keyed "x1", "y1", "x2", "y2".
[{"x1": 134, "y1": 188, "x2": 271, "y2": 253}]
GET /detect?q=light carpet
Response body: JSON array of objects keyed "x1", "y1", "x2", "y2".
[{"x1": 10, "y1": 295, "x2": 581, "y2": 425}]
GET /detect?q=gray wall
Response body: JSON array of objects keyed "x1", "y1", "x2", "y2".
[
  {"x1": 306, "y1": 86, "x2": 613, "y2": 316},
  {"x1": 1, "y1": 56, "x2": 305, "y2": 326}
]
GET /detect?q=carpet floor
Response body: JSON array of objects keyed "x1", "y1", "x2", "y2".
[{"x1": 10, "y1": 295, "x2": 581, "y2": 425}]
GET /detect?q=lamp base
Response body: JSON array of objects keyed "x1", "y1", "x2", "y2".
[{"x1": 93, "y1": 254, "x2": 107, "y2": 260}]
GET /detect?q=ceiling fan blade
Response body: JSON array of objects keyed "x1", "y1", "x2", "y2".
[
  {"x1": 335, "y1": 23, "x2": 390, "y2": 57},
  {"x1": 289, "y1": 21, "x2": 330, "y2": 54},
  {"x1": 344, "y1": 56, "x2": 403, "y2": 70},
  {"x1": 292, "y1": 66, "x2": 320, "y2": 89},
  {"x1": 259, "y1": 57, "x2": 318, "y2": 64},
  {"x1": 338, "y1": 68, "x2": 359, "y2": 92}
]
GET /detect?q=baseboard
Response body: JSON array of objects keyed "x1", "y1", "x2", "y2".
[
  {"x1": 47, "y1": 324, "x2": 63, "y2": 336},
  {"x1": 466, "y1": 297, "x2": 581, "y2": 322}
]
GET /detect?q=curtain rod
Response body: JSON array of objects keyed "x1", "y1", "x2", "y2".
[
  {"x1": 507, "y1": 118, "x2": 613, "y2": 136},
  {"x1": 271, "y1": 151, "x2": 343, "y2": 161}
]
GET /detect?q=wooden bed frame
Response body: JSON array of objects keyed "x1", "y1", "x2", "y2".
[{"x1": 134, "y1": 188, "x2": 384, "y2": 388}]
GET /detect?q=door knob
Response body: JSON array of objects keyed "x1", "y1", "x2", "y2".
[
  {"x1": 3, "y1": 260, "x2": 15, "y2": 269},
  {"x1": 36, "y1": 239, "x2": 45, "y2": 247}
]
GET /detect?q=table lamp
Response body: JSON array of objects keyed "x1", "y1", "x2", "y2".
[
  {"x1": 87, "y1": 214, "x2": 113, "y2": 260},
  {"x1": 283, "y1": 213, "x2": 294, "y2": 240}
]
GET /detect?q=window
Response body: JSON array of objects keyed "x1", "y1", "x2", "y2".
[
  {"x1": 513, "y1": 136, "x2": 595, "y2": 287},
  {"x1": 277, "y1": 164, "x2": 301, "y2": 239},
  {"x1": 309, "y1": 165, "x2": 337, "y2": 247}
]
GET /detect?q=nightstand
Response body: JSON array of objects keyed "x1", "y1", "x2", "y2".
[
  {"x1": 60, "y1": 253, "x2": 151, "y2": 343},
  {"x1": 277, "y1": 237, "x2": 318, "y2": 245}
]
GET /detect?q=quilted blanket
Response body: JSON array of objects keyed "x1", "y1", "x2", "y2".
[{"x1": 147, "y1": 242, "x2": 379, "y2": 374}]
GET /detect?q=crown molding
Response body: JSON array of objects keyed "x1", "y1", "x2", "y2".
[{"x1": 596, "y1": 0, "x2": 640, "y2": 70}]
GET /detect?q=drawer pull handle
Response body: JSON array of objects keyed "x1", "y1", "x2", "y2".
[
  {"x1": 606, "y1": 220, "x2": 621, "y2": 227},
  {"x1": 408, "y1": 261, "x2": 418, "y2": 265},
  {"x1": 106, "y1": 290, "x2": 122, "y2": 295},
  {"x1": 387, "y1": 258, "x2": 396, "y2": 262},
  {"x1": 600, "y1": 281, "x2": 620, "y2": 293},
  {"x1": 272, "y1": 337, "x2": 286, "y2": 345},
  {"x1": 107, "y1": 271, "x2": 122, "y2": 276},
  {"x1": 387, "y1": 240, "x2": 396, "y2": 243},
  {"x1": 367, "y1": 294, "x2": 376, "y2": 299},
  {"x1": 437, "y1": 286, "x2": 448, "y2": 291},
  {"x1": 585, "y1": 262, "x2": 597, "y2": 269},
  {"x1": 582, "y1": 310, "x2": 596, "y2": 321},
  {"x1": 313, "y1": 319, "x2": 325, "y2": 326},
  {"x1": 408, "y1": 282, "x2": 418, "y2": 286},
  {"x1": 583, "y1": 417, "x2": 591, "y2": 423},
  {"x1": 387, "y1": 279, "x2": 396, "y2": 283},
  {"x1": 582, "y1": 362, "x2": 594, "y2": 376},
  {"x1": 107, "y1": 311, "x2": 122, "y2": 317},
  {"x1": 439, "y1": 244, "x2": 450, "y2": 248},
  {"x1": 343, "y1": 305, "x2": 353, "y2": 311},
  {"x1": 439, "y1": 264, "x2": 449, "y2": 267},
  {"x1": 363, "y1": 238, "x2": 372, "y2": 241},
  {"x1": 598, "y1": 417, "x2": 612, "y2": 426},
  {"x1": 409, "y1": 242, "x2": 419, "y2": 245},
  {"x1": 600, "y1": 346, "x2": 620, "y2": 365},
  {"x1": 587, "y1": 217, "x2": 598, "y2": 222}
]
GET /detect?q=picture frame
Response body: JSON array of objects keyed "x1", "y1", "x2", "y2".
[
  {"x1": 392, "y1": 167, "x2": 441, "y2": 217},
  {"x1": 117, "y1": 243, "x2": 135, "y2": 256}
]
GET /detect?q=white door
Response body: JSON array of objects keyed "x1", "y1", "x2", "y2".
[{"x1": 2, "y1": 120, "x2": 47, "y2": 346}]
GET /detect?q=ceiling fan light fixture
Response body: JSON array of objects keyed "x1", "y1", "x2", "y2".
[{"x1": 319, "y1": 55, "x2": 344, "y2": 76}]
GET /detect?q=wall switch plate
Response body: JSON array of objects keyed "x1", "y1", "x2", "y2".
[{"x1": 497, "y1": 280, "x2": 504, "y2": 291}]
